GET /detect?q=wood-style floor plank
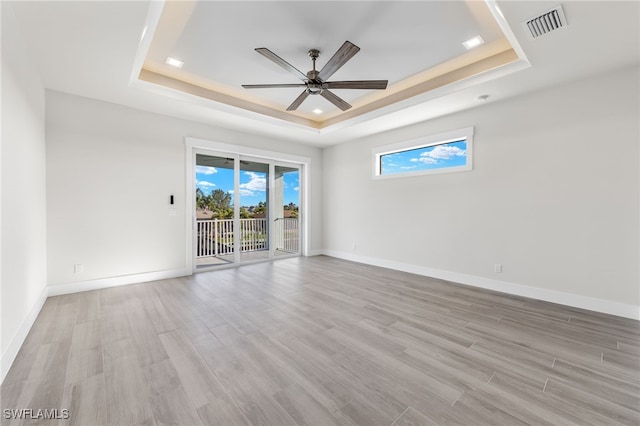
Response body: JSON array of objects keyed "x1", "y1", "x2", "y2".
[
  {"x1": 102, "y1": 338, "x2": 155, "y2": 425},
  {"x1": 1, "y1": 256, "x2": 638, "y2": 425},
  {"x1": 61, "y1": 373, "x2": 107, "y2": 426},
  {"x1": 391, "y1": 406, "x2": 435, "y2": 426},
  {"x1": 142, "y1": 359, "x2": 203, "y2": 426}
]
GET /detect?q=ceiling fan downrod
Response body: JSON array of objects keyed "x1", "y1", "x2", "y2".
[{"x1": 306, "y1": 49, "x2": 323, "y2": 94}]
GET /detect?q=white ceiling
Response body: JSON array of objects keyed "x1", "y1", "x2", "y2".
[{"x1": 8, "y1": 1, "x2": 640, "y2": 146}]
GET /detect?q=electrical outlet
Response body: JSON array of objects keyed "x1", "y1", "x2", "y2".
[
  {"x1": 74, "y1": 264, "x2": 83, "y2": 274},
  {"x1": 494, "y1": 263, "x2": 502, "y2": 273}
]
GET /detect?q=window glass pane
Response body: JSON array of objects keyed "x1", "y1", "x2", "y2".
[
  {"x1": 195, "y1": 155, "x2": 236, "y2": 268},
  {"x1": 195, "y1": 159, "x2": 234, "y2": 218},
  {"x1": 380, "y1": 139, "x2": 467, "y2": 176},
  {"x1": 274, "y1": 166, "x2": 300, "y2": 257},
  {"x1": 239, "y1": 160, "x2": 269, "y2": 263}
]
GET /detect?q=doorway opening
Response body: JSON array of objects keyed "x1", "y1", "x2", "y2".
[{"x1": 190, "y1": 148, "x2": 304, "y2": 271}]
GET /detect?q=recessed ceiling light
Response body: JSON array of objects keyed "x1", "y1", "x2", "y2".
[
  {"x1": 165, "y1": 57, "x2": 184, "y2": 68},
  {"x1": 462, "y1": 36, "x2": 485, "y2": 50},
  {"x1": 312, "y1": 108, "x2": 323, "y2": 114}
]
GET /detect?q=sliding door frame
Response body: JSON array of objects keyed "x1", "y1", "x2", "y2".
[
  {"x1": 185, "y1": 137, "x2": 311, "y2": 275},
  {"x1": 271, "y1": 161, "x2": 303, "y2": 259}
]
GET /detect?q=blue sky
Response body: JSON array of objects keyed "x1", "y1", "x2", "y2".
[
  {"x1": 381, "y1": 140, "x2": 467, "y2": 175},
  {"x1": 196, "y1": 166, "x2": 299, "y2": 207}
]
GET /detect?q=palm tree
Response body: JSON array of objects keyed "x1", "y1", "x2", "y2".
[
  {"x1": 208, "y1": 189, "x2": 231, "y2": 209},
  {"x1": 195, "y1": 188, "x2": 208, "y2": 210},
  {"x1": 205, "y1": 189, "x2": 233, "y2": 219}
]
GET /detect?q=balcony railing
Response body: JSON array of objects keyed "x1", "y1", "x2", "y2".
[
  {"x1": 196, "y1": 218, "x2": 298, "y2": 258},
  {"x1": 274, "y1": 217, "x2": 299, "y2": 253}
]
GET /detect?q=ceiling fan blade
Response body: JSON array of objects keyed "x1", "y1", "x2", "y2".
[
  {"x1": 255, "y1": 48, "x2": 308, "y2": 81},
  {"x1": 325, "y1": 80, "x2": 388, "y2": 90},
  {"x1": 242, "y1": 84, "x2": 306, "y2": 89},
  {"x1": 317, "y1": 41, "x2": 360, "y2": 81},
  {"x1": 321, "y1": 90, "x2": 352, "y2": 111},
  {"x1": 286, "y1": 91, "x2": 310, "y2": 111}
]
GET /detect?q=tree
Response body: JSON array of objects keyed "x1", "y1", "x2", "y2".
[
  {"x1": 216, "y1": 208, "x2": 234, "y2": 219},
  {"x1": 254, "y1": 201, "x2": 267, "y2": 215},
  {"x1": 195, "y1": 188, "x2": 234, "y2": 219},
  {"x1": 209, "y1": 189, "x2": 232, "y2": 210},
  {"x1": 195, "y1": 188, "x2": 208, "y2": 210},
  {"x1": 206, "y1": 189, "x2": 233, "y2": 219}
]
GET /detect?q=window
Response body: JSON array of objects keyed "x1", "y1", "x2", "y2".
[{"x1": 373, "y1": 127, "x2": 473, "y2": 178}]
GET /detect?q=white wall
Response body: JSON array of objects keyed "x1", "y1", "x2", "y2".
[
  {"x1": 323, "y1": 66, "x2": 640, "y2": 317},
  {"x1": 45, "y1": 91, "x2": 323, "y2": 287},
  {"x1": 1, "y1": 2, "x2": 48, "y2": 380}
]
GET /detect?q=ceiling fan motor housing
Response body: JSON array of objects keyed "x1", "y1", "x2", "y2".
[{"x1": 306, "y1": 82, "x2": 325, "y2": 95}]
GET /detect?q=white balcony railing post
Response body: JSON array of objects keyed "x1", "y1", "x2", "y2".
[{"x1": 214, "y1": 218, "x2": 218, "y2": 257}]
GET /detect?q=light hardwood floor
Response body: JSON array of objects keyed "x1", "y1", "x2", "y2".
[{"x1": 2, "y1": 256, "x2": 639, "y2": 425}]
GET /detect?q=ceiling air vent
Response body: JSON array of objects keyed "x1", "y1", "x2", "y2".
[{"x1": 524, "y1": 5, "x2": 567, "y2": 39}]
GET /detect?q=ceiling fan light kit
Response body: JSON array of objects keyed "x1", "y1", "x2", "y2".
[{"x1": 242, "y1": 41, "x2": 388, "y2": 112}]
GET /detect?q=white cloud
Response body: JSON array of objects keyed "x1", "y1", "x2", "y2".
[
  {"x1": 197, "y1": 181, "x2": 216, "y2": 188},
  {"x1": 411, "y1": 145, "x2": 466, "y2": 164},
  {"x1": 196, "y1": 165, "x2": 217, "y2": 175},
  {"x1": 227, "y1": 188, "x2": 253, "y2": 197},
  {"x1": 421, "y1": 145, "x2": 466, "y2": 160},
  {"x1": 239, "y1": 171, "x2": 266, "y2": 196},
  {"x1": 416, "y1": 156, "x2": 439, "y2": 164},
  {"x1": 293, "y1": 186, "x2": 299, "y2": 191}
]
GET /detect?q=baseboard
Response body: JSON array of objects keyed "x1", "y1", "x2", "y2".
[
  {"x1": 47, "y1": 268, "x2": 190, "y2": 296},
  {"x1": 1, "y1": 284, "x2": 48, "y2": 385},
  {"x1": 322, "y1": 250, "x2": 640, "y2": 320},
  {"x1": 307, "y1": 249, "x2": 325, "y2": 257}
]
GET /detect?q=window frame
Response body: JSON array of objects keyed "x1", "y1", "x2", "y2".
[{"x1": 372, "y1": 127, "x2": 474, "y2": 179}]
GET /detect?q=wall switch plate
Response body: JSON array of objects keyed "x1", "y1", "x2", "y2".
[
  {"x1": 494, "y1": 263, "x2": 502, "y2": 273},
  {"x1": 74, "y1": 264, "x2": 83, "y2": 274}
]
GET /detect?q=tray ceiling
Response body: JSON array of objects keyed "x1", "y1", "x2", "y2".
[{"x1": 137, "y1": 1, "x2": 524, "y2": 129}]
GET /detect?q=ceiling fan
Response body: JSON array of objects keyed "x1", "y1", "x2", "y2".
[{"x1": 242, "y1": 41, "x2": 388, "y2": 112}]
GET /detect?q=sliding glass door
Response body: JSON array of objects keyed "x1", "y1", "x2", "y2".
[
  {"x1": 193, "y1": 152, "x2": 301, "y2": 270},
  {"x1": 239, "y1": 159, "x2": 270, "y2": 263},
  {"x1": 273, "y1": 165, "x2": 300, "y2": 257},
  {"x1": 195, "y1": 154, "x2": 237, "y2": 268}
]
